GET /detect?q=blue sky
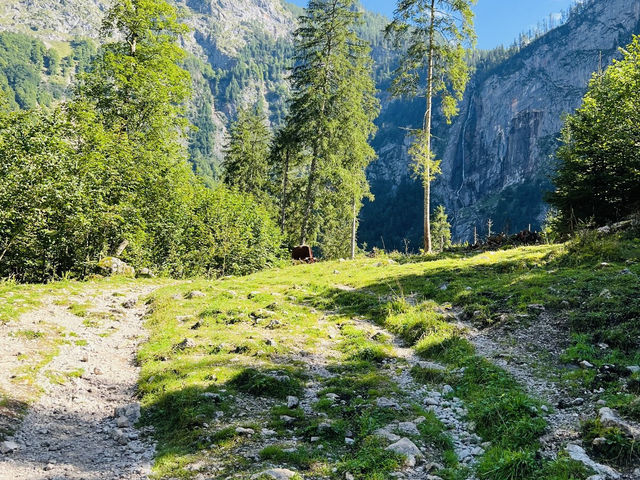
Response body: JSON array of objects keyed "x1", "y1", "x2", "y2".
[{"x1": 288, "y1": 0, "x2": 576, "y2": 50}]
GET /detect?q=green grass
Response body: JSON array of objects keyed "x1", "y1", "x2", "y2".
[{"x1": 133, "y1": 229, "x2": 640, "y2": 478}]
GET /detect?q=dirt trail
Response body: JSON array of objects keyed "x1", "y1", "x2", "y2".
[{"x1": 0, "y1": 284, "x2": 158, "y2": 480}]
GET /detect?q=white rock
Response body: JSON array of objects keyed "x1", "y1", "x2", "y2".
[
  {"x1": 235, "y1": 427, "x2": 255, "y2": 435},
  {"x1": 424, "y1": 396, "x2": 441, "y2": 406},
  {"x1": 116, "y1": 416, "x2": 130, "y2": 428},
  {"x1": 627, "y1": 365, "x2": 640, "y2": 374},
  {"x1": 261, "y1": 429, "x2": 277, "y2": 436},
  {"x1": 386, "y1": 438, "x2": 423, "y2": 461},
  {"x1": 251, "y1": 468, "x2": 298, "y2": 480},
  {"x1": 287, "y1": 396, "x2": 300, "y2": 409},
  {"x1": 599, "y1": 408, "x2": 640, "y2": 439},
  {"x1": 579, "y1": 360, "x2": 594, "y2": 369},
  {"x1": 0, "y1": 440, "x2": 19, "y2": 454},
  {"x1": 373, "y1": 428, "x2": 401, "y2": 442},
  {"x1": 376, "y1": 397, "x2": 399, "y2": 409},
  {"x1": 566, "y1": 444, "x2": 620, "y2": 479},
  {"x1": 397, "y1": 422, "x2": 420, "y2": 436},
  {"x1": 442, "y1": 385, "x2": 454, "y2": 395}
]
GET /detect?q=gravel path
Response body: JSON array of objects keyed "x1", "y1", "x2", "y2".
[{"x1": 0, "y1": 284, "x2": 158, "y2": 480}]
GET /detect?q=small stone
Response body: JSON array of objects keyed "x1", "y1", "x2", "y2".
[
  {"x1": 261, "y1": 429, "x2": 277, "y2": 436},
  {"x1": 93, "y1": 367, "x2": 103, "y2": 375},
  {"x1": 80, "y1": 355, "x2": 88, "y2": 362},
  {"x1": 0, "y1": 440, "x2": 20, "y2": 454},
  {"x1": 175, "y1": 338, "x2": 196, "y2": 350},
  {"x1": 442, "y1": 385, "x2": 454, "y2": 395},
  {"x1": 424, "y1": 396, "x2": 441, "y2": 406},
  {"x1": 566, "y1": 444, "x2": 620, "y2": 479},
  {"x1": 627, "y1": 365, "x2": 640, "y2": 374},
  {"x1": 386, "y1": 438, "x2": 423, "y2": 465},
  {"x1": 122, "y1": 298, "x2": 136, "y2": 309},
  {"x1": 439, "y1": 283, "x2": 448, "y2": 291},
  {"x1": 580, "y1": 360, "x2": 594, "y2": 369},
  {"x1": 318, "y1": 421, "x2": 333, "y2": 433},
  {"x1": 592, "y1": 437, "x2": 607, "y2": 448},
  {"x1": 599, "y1": 289, "x2": 612, "y2": 299},
  {"x1": 310, "y1": 436, "x2": 320, "y2": 442},
  {"x1": 345, "y1": 474, "x2": 355, "y2": 480},
  {"x1": 280, "y1": 415, "x2": 295, "y2": 424},
  {"x1": 527, "y1": 304, "x2": 545, "y2": 314},
  {"x1": 251, "y1": 468, "x2": 298, "y2": 480},
  {"x1": 186, "y1": 290, "x2": 206, "y2": 299},
  {"x1": 373, "y1": 428, "x2": 401, "y2": 442},
  {"x1": 326, "y1": 393, "x2": 339, "y2": 402},
  {"x1": 376, "y1": 397, "x2": 400, "y2": 409},
  {"x1": 235, "y1": 427, "x2": 255, "y2": 435},
  {"x1": 397, "y1": 422, "x2": 420, "y2": 436},
  {"x1": 572, "y1": 397, "x2": 585, "y2": 406},
  {"x1": 116, "y1": 416, "x2": 131, "y2": 428},
  {"x1": 287, "y1": 396, "x2": 300, "y2": 409},
  {"x1": 345, "y1": 437, "x2": 355, "y2": 445},
  {"x1": 541, "y1": 405, "x2": 549, "y2": 413},
  {"x1": 202, "y1": 392, "x2": 222, "y2": 402}
]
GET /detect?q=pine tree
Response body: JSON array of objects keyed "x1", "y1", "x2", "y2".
[
  {"x1": 286, "y1": 0, "x2": 379, "y2": 255},
  {"x1": 386, "y1": 0, "x2": 476, "y2": 252},
  {"x1": 222, "y1": 104, "x2": 272, "y2": 199},
  {"x1": 431, "y1": 205, "x2": 452, "y2": 252}
]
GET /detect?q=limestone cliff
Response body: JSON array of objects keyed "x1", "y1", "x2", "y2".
[{"x1": 363, "y1": 0, "x2": 640, "y2": 244}]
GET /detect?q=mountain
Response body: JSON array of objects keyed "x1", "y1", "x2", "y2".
[
  {"x1": 361, "y1": 0, "x2": 640, "y2": 247},
  {"x1": 1, "y1": 0, "x2": 640, "y2": 247}
]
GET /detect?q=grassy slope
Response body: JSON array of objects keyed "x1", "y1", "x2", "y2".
[{"x1": 137, "y1": 229, "x2": 640, "y2": 479}]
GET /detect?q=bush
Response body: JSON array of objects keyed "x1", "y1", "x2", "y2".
[{"x1": 0, "y1": 106, "x2": 284, "y2": 281}]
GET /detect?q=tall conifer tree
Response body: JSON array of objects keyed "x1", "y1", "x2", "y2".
[
  {"x1": 386, "y1": 0, "x2": 476, "y2": 252},
  {"x1": 222, "y1": 104, "x2": 272, "y2": 199},
  {"x1": 286, "y1": 0, "x2": 379, "y2": 255}
]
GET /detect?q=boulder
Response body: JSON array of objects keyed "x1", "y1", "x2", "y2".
[{"x1": 97, "y1": 257, "x2": 135, "y2": 277}]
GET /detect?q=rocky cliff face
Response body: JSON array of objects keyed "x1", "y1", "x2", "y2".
[{"x1": 363, "y1": 0, "x2": 640, "y2": 244}]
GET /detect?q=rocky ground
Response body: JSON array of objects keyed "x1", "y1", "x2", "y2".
[
  {"x1": 0, "y1": 285, "x2": 158, "y2": 480},
  {"x1": 2, "y1": 247, "x2": 640, "y2": 480}
]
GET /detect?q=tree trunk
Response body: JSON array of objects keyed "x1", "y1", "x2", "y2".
[
  {"x1": 423, "y1": 0, "x2": 436, "y2": 253},
  {"x1": 300, "y1": 144, "x2": 319, "y2": 245},
  {"x1": 280, "y1": 148, "x2": 290, "y2": 234},
  {"x1": 351, "y1": 195, "x2": 357, "y2": 259}
]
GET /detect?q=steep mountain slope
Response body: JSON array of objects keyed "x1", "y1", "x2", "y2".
[{"x1": 362, "y1": 0, "x2": 640, "y2": 246}]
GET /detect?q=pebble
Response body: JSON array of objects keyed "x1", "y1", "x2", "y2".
[{"x1": 287, "y1": 396, "x2": 300, "y2": 409}]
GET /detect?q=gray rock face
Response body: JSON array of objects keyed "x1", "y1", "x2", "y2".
[
  {"x1": 437, "y1": 0, "x2": 640, "y2": 239},
  {"x1": 367, "y1": 0, "x2": 640, "y2": 242}
]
